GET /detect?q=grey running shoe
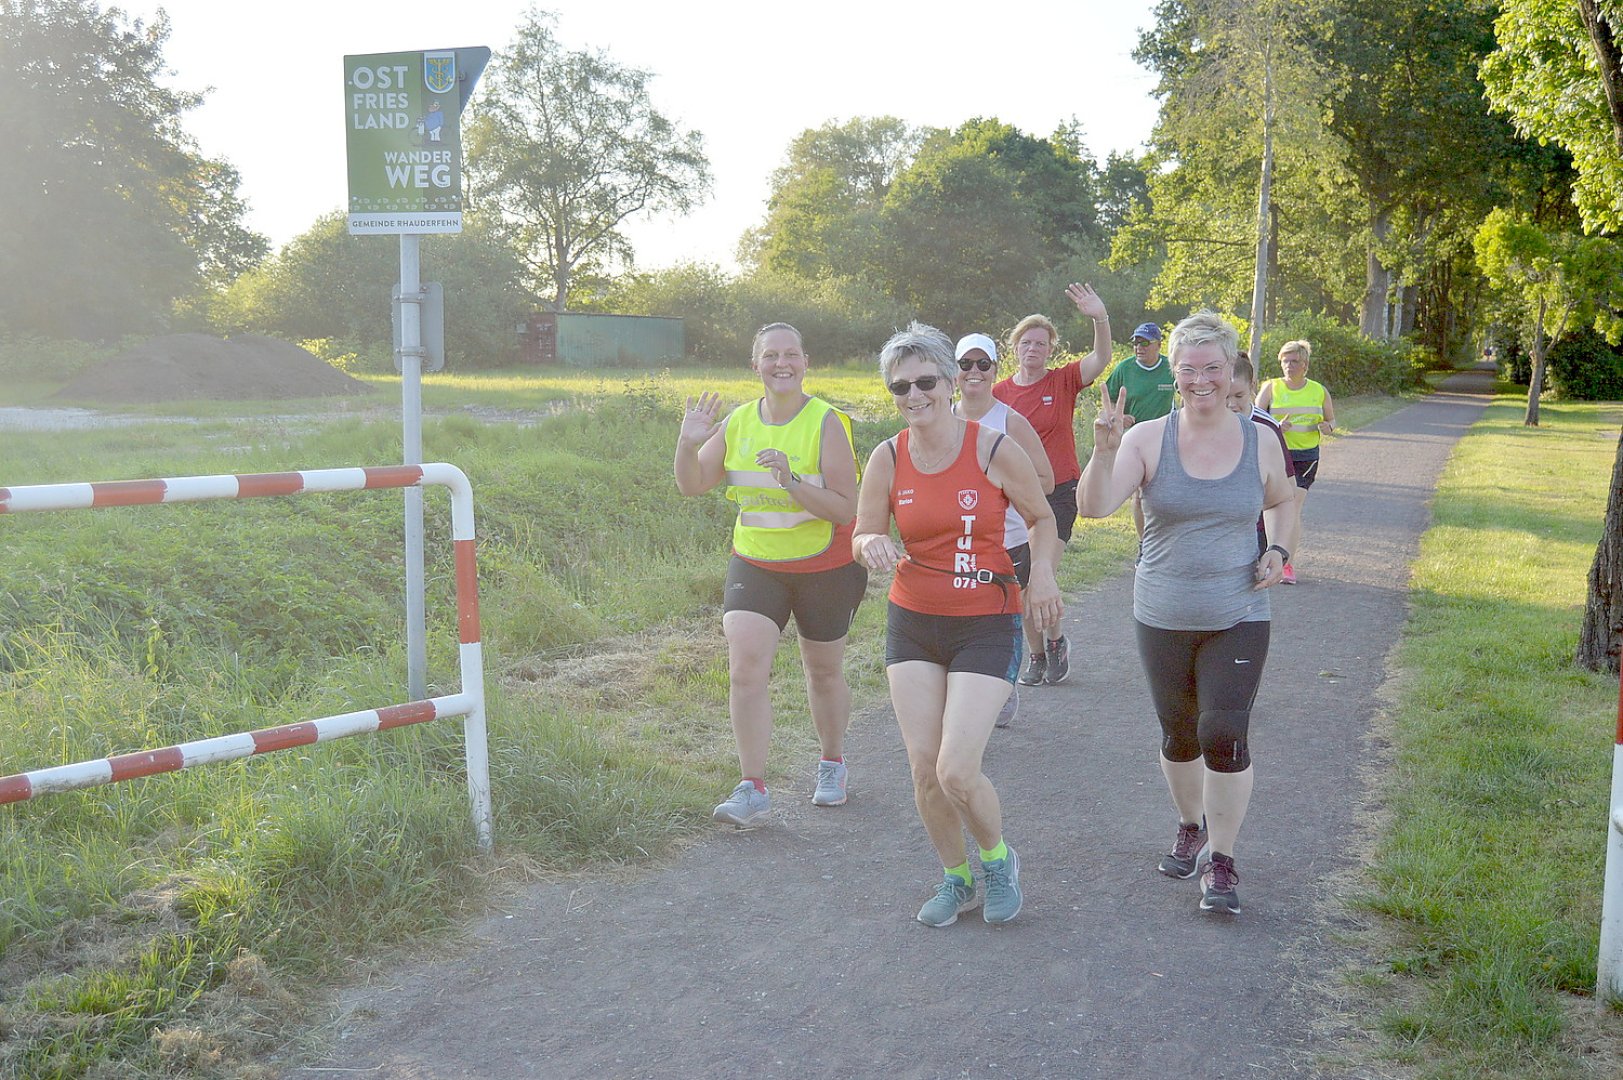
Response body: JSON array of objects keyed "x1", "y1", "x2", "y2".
[
  {"x1": 1199, "y1": 852, "x2": 1242, "y2": 914},
  {"x1": 712, "y1": 780, "x2": 770, "y2": 826},
  {"x1": 982, "y1": 847, "x2": 1023, "y2": 924},
  {"x1": 995, "y1": 686, "x2": 1019, "y2": 729},
  {"x1": 1044, "y1": 635, "x2": 1070, "y2": 684},
  {"x1": 811, "y1": 759, "x2": 848, "y2": 807},
  {"x1": 916, "y1": 876, "x2": 978, "y2": 927},
  {"x1": 1158, "y1": 820, "x2": 1205, "y2": 879},
  {"x1": 1019, "y1": 651, "x2": 1047, "y2": 686}
]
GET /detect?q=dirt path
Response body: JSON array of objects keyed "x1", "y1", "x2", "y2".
[{"x1": 279, "y1": 371, "x2": 1495, "y2": 1079}]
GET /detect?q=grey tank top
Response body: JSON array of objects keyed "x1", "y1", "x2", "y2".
[{"x1": 1133, "y1": 410, "x2": 1270, "y2": 630}]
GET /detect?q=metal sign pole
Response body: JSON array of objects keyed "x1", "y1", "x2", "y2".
[
  {"x1": 400, "y1": 234, "x2": 428, "y2": 700},
  {"x1": 346, "y1": 46, "x2": 489, "y2": 703}
]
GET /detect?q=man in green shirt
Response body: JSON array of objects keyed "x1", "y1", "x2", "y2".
[
  {"x1": 1105, "y1": 322, "x2": 1174, "y2": 550},
  {"x1": 1105, "y1": 322, "x2": 1174, "y2": 427}
]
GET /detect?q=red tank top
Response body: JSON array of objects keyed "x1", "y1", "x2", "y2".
[{"x1": 889, "y1": 422, "x2": 1020, "y2": 616}]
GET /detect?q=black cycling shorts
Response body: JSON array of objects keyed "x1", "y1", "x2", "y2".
[
  {"x1": 1047, "y1": 479, "x2": 1079, "y2": 543},
  {"x1": 1289, "y1": 449, "x2": 1320, "y2": 490},
  {"x1": 723, "y1": 556, "x2": 868, "y2": 642},
  {"x1": 885, "y1": 603, "x2": 1020, "y2": 682}
]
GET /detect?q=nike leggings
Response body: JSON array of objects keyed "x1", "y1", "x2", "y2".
[{"x1": 1133, "y1": 619, "x2": 1270, "y2": 773}]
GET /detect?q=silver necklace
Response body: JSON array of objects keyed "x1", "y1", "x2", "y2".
[{"x1": 911, "y1": 422, "x2": 964, "y2": 472}]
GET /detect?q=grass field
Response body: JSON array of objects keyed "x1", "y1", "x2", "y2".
[
  {"x1": 0, "y1": 361, "x2": 1451, "y2": 1077},
  {"x1": 1331, "y1": 395, "x2": 1623, "y2": 1079}
]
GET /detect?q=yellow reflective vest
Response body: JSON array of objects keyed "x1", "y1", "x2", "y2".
[
  {"x1": 723, "y1": 396, "x2": 856, "y2": 562},
  {"x1": 1265, "y1": 378, "x2": 1328, "y2": 450}
]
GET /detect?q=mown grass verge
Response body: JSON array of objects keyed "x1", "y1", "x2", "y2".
[{"x1": 1331, "y1": 396, "x2": 1623, "y2": 1079}]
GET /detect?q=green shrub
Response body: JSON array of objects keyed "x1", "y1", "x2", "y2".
[
  {"x1": 1544, "y1": 328, "x2": 1623, "y2": 401},
  {"x1": 0, "y1": 333, "x2": 115, "y2": 382},
  {"x1": 732, "y1": 268, "x2": 908, "y2": 363},
  {"x1": 1258, "y1": 313, "x2": 1424, "y2": 394},
  {"x1": 299, "y1": 336, "x2": 395, "y2": 376},
  {"x1": 607, "y1": 262, "x2": 907, "y2": 364},
  {"x1": 1496, "y1": 337, "x2": 1532, "y2": 384}
]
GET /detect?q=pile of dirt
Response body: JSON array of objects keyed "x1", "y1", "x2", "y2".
[{"x1": 54, "y1": 334, "x2": 368, "y2": 404}]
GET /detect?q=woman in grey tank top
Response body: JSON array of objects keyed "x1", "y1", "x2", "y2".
[{"x1": 1077, "y1": 312, "x2": 1298, "y2": 915}]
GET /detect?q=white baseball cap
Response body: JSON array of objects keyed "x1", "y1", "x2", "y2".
[{"x1": 954, "y1": 333, "x2": 998, "y2": 363}]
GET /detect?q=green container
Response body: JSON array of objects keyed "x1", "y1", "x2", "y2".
[{"x1": 519, "y1": 313, "x2": 685, "y2": 368}]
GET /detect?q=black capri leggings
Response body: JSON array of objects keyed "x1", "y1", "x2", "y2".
[{"x1": 1133, "y1": 619, "x2": 1270, "y2": 773}]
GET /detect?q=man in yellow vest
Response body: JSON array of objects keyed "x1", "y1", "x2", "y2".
[{"x1": 1256, "y1": 339, "x2": 1336, "y2": 584}]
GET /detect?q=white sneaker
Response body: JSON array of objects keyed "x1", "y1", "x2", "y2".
[
  {"x1": 812, "y1": 759, "x2": 848, "y2": 806},
  {"x1": 712, "y1": 780, "x2": 770, "y2": 825}
]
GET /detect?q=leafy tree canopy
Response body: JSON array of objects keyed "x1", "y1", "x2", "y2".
[
  {"x1": 465, "y1": 7, "x2": 711, "y2": 312},
  {"x1": 1482, "y1": 0, "x2": 1623, "y2": 232},
  {"x1": 0, "y1": 0, "x2": 267, "y2": 340}
]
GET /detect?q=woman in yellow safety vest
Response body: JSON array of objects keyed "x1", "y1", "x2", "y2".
[
  {"x1": 674, "y1": 323, "x2": 867, "y2": 827},
  {"x1": 1255, "y1": 339, "x2": 1336, "y2": 585}
]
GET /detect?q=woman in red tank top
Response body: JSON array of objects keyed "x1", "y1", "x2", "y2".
[{"x1": 851, "y1": 321, "x2": 1064, "y2": 927}]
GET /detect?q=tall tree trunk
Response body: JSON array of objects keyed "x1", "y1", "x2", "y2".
[
  {"x1": 1249, "y1": 61, "x2": 1275, "y2": 363},
  {"x1": 1578, "y1": 431, "x2": 1623, "y2": 673},
  {"x1": 1267, "y1": 199, "x2": 1282, "y2": 325},
  {"x1": 1577, "y1": 0, "x2": 1623, "y2": 672},
  {"x1": 1397, "y1": 283, "x2": 1418, "y2": 336},
  {"x1": 1580, "y1": 0, "x2": 1623, "y2": 148},
  {"x1": 1525, "y1": 297, "x2": 1546, "y2": 427},
  {"x1": 1360, "y1": 209, "x2": 1391, "y2": 339}
]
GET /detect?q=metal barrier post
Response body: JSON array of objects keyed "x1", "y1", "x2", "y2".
[
  {"x1": 1600, "y1": 667, "x2": 1623, "y2": 1004},
  {"x1": 0, "y1": 463, "x2": 491, "y2": 853}
]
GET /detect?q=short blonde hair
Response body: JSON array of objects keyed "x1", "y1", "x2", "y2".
[
  {"x1": 1279, "y1": 339, "x2": 1311, "y2": 364},
  {"x1": 1007, "y1": 314, "x2": 1059, "y2": 355},
  {"x1": 1167, "y1": 311, "x2": 1238, "y2": 366}
]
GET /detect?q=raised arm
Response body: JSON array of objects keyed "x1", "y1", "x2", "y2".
[
  {"x1": 1065, "y1": 282, "x2": 1114, "y2": 386},
  {"x1": 1078, "y1": 383, "x2": 1150, "y2": 518},
  {"x1": 674, "y1": 392, "x2": 727, "y2": 496},
  {"x1": 852, "y1": 440, "x2": 903, "y2": 571}
]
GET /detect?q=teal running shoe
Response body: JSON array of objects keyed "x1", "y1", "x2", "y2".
[
  {"x1": 916, "y1": 875, "x2": 978, "y2": 927},
  {"x1": 982, "y1": 847, "x2": 1023, "y2": 924}
]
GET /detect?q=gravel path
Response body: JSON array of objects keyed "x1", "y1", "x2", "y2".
[{"x1": 279, "y1": 370, "x2": 1495, "y2": 1079}]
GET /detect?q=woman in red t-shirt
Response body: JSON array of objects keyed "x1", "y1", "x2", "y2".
[
  {"x1": 852, "y1": 321, "x2": 1062, "y2": 928},
  {"x1": 992, "y1": 283, "x2": 1113, "y2": 688}
]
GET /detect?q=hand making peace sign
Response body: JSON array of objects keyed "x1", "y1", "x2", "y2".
[{"x1": 1093, "y1": 383, "x2": 1130, "y2": 455}]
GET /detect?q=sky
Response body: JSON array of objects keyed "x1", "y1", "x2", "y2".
[{"x1": 123, "y1": 0, "x2": 1165, "y2": 271}]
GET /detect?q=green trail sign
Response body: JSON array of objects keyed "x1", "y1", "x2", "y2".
[{"x1": 344, "y1": 47, "x2": 489, "y2": 235}]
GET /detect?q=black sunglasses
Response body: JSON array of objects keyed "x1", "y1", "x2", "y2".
[
  {"x1": 957, "y1": 357, "x2": 995, "y2": 372},
  {"x1": 887, "y1": 375, "x2": 943, "y2": 395}
]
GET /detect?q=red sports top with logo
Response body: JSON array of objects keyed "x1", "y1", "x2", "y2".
[
  {"x1": 889, "y1": 422, "x2": 1021, "y2": 617},
  {"x1": 992, "y1": 361, "x2": 1090, "y2": 485}
]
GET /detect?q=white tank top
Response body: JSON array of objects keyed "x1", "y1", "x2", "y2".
[{"x1": 956, "y1": 399, "x2": 1029, "y2": 549}]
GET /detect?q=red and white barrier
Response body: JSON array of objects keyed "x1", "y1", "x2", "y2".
[
  {"x1": 0, "y1": 463, "x2": 492, "y2": 853},
  {"x1": 1600, "y1": 670, "x2": 1623, "y2": 1003}
]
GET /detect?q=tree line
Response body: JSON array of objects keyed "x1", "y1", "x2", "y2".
[{"x1": 1, "y1": 0, "x2": 1620, "y2": 671}]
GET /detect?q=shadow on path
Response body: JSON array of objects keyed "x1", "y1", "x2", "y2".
[{"x1": 279, "y1": 369, "x2": 1496, "y2": 1080}]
